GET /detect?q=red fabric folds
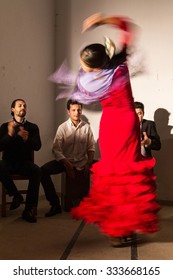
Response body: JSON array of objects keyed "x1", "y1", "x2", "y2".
[{"x1": 71, "y1": 157, "x2": 160, "y2": 237}]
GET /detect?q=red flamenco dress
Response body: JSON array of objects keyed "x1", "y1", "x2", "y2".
[
  {"x1": 70, "y1": 62, "x2": 160, "y2": 238},
  {"x1": 50, "y1": 59, "x2": 160, "y2": 237}
]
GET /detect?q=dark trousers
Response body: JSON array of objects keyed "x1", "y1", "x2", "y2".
[
  {"x1": 41, "y1": 160, "x2": 66, "y2": 206},
  {"x1": 0, "y1": 160, "x2": 41, "y2": 210}
]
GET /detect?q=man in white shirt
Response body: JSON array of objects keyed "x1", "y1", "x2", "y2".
[{"x1": 41, "y1": 99, "x2": 95, "y2": 217}]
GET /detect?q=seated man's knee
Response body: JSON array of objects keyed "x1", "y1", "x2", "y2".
[
  {"x1": 41, "y1": 164, "x2": 52, "y2": 177},
  {"x1": 30, "y1": 164, "x2": 42, "y2": 179}
]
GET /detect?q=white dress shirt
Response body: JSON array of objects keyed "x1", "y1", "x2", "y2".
[{"x1": 53, "y1": 118, "x2": 95, "y2": 169}]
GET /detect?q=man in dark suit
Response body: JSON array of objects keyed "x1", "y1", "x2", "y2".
[{"x1": 134, "y1": 101, "x2": 161, "y2": 157}]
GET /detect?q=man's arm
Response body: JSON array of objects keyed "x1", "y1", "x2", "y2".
[
  {"x1": 149, "y1": 122, "x2": 161, "y2": 151},
  {"x1": 0, "y1": 122, "x2": 15, "y2": 151},
  {"x1": 142, "y1": 120, "x2": 161, "y2": 151},
  {"x1": 26, "y1": 123, "x2": 41, "y2": 151},
  {"x1": 53, "y1": 125, "x2": 75, "y2": 178},
  {"x1": 86, "y1": 151, "x2": 95, "y2": 168},
  {"x1": 52, "y1": 126, "x2": 66, "y2": 161}
]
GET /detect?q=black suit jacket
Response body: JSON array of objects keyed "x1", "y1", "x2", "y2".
[{"x1": 142, "y1": 119, "x2": 161, "y2": 157}]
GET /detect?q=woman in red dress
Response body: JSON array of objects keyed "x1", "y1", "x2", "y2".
[{"x1": 51, "y1": 13, "x2": 160, "y2": 246}]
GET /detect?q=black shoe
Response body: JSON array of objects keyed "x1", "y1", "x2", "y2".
[
  {"x1": 22, "y1": 209, "x2": 37, "y2": 223},
  {"x1": 121, "y1": 236, "x2": 132, "y2": 244},
  {"x1": 120, "y1": 235, "x2": 136, "y2": 246},
  {"x1": 10, "y1": 193, "x2": 24, "y2": 210},
  {"x1": 45, "y1": 205, "x2": 62, "y2": 217}
]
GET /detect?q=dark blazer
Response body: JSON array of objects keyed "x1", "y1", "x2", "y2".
[{"x1": 142, "y1": 119, "x2": 161, "y2": 157}]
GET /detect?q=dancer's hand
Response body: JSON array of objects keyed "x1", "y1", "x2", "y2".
[{"x1": 82, "y1": 13, "x2": 103, "y2": 33}]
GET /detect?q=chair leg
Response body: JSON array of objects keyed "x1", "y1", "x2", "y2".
[{"x1": 1, "y1": 185, "x2": 7, "y2": 217}]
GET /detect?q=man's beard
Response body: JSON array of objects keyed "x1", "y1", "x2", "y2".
[{"x1": 19, "y1": 111, "x2": 26, "y2": 118}]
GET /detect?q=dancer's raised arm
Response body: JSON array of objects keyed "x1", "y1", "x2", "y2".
[{"x1": 82, "y1": 13, "x2": 134, "y2": 45}]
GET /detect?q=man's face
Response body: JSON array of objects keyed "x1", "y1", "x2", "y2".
[
  {"x1": 12, "y1": 100, "x2": 27, "y2": 119},
  {"x1": 68, "y1": 104, "x2": 82, "y2": 123},
  {"x1": 135, "y1": 108, "x2": 144, "y2": 123}
]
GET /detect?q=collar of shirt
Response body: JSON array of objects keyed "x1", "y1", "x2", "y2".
[
  {"x1": 68, "y1": 118, "x2": 83, "y2": 129},
  {"x1": 13, "y1": 117, "x2": 26, "y2": 125}
]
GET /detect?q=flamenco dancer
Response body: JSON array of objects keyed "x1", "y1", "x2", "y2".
[{"x1": 50, "y1": 13, "x2": 160, "y2": 246}]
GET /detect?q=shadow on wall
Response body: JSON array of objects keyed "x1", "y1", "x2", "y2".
[
  {"x1": 83, "y1": 102, "x2": 102, "y2": 112},
  {"x1": 153, "y1": 108, "x2": 173, "y2": 204}
]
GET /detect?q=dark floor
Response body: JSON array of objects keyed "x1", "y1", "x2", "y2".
[{"x1": 0, "y1": 196, "x2": 173, "y2": 260}]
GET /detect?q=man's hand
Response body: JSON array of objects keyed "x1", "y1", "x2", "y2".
[
  {"x1": 8, "y1": 121, "x2": 16, "y2": 137},
  {"x1": 18, "y1": 126, "x2": 29, "y2": 142},
  {"x1": 141, "y1": 131, "x2": 151, "y2": 147},
  {"x1": 62, "y1": 159, "x2": 75, "y2": 178},
  {"x1": 83, "y1": 163, "x2": 92, "y2": 177}
]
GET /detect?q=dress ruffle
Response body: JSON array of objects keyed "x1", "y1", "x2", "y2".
[{"x1": 71, "y1": 157, "x2": 160, "y2": 237}]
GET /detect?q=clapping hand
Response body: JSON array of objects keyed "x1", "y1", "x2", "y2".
[
  {"x1": 141, "y1": 132, "x2": 151, "y2": 147},
  {"x1": 18, "y1": 126, "x2": 29, "y2": 142}
]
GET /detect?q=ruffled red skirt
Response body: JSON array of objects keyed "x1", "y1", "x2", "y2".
[{"x1": 71, "y1": 157, "x2": 160, "y2": 237}]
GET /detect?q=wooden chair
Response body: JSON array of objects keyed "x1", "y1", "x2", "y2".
[{"x1": 1, "y1": 151, "x2": 35, "y2": 217}]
